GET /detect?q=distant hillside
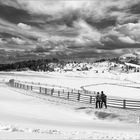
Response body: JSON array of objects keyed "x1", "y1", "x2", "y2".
[
  {"x1": 94, "y1": 53, "x2": 140, "y2": 73},
  {"x1": 0, "y1": 58, "x2": 60, "y2": 71},
  {"x1": 0, "y1": 52, "x2": 140, "y2": 72},
  {"x1": 95, "y1": 53, "x2": 140, "y2": 65},
  {"x1": 119, "y1": 53, "x2": 140, "y2": 65}
]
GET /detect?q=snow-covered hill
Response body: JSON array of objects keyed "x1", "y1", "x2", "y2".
[{"x1": 0, "y1": 81, "x2": 140, "y2": 139}]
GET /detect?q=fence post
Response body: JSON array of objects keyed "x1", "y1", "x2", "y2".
[
  {"x1": 90, "y1": 96, "x2": 92, "y2": 104},
  {"x1": 67, "y1": 92, "x2": 70, "y2": 99},
  {"x1": 77, "y1": 93, "x2": 80, "y2": 101},
  {"x1": 45, "y1": 88, "x2": 47, "y2": 94},
  {"x1": 123, "y1": 99, "x2": 126, "y2": 109},
  {"x1": 51, "y1": 88, "x2": 54, "y2": 96},
  {"x1": 31, "y1": 86, "x2": 33, "y2": 91},
  {"x1": 58, "y1": 91, "x2": 60, "y2": 97},
  {"x1": 71, "y1": 89, "x2": 73, "y2": 93},
  {"x1": 39, "y1": 87, "x2": 42, "y2": 93}
]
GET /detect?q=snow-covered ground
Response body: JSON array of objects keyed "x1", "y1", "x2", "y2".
[
  {"x1": 83, "y1": 83, "x2": 140, "y2": 99},
  {"x1": 0, "y1": 71, "x2": 140, "y2": 139},
  {"x1": 1, "y1": 70, "x2": 140, "y2": 98}
]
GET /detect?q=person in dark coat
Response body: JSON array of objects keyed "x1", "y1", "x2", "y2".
[
  {"x1": 95, "y1": 92, "x2": 101, "y2": 108},
  {"x1": 101, "y1": 91, "x2": 107, "y2": 108}
]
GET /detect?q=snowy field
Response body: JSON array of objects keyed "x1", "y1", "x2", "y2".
[
  {"x1": 0, "y1": 71, "x2": 140, "y2": 139},
  {"x1": 1, "y1": 70, "x2": 140, "y2": 99}
]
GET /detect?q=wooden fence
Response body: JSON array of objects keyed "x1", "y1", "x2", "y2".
[
  {"x1": 8, "y1": 79, "x2": 140, "y2": 110},
  {"x1": 14, "y1": 80, "x2": 95, "y2": 95}
]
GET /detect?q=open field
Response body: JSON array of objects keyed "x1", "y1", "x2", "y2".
[{"x1": 0, "y1": 71, "x2": 140, "y2": 139}]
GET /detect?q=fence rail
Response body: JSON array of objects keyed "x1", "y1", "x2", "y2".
[
  {"x1": 8, "y1": 79, "x2": 140, "y2": 110},
  {"x1": 14, "y1": 80, "x2": 96, "y2": 95}
]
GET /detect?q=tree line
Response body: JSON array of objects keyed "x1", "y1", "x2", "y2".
[{"x1": 0, "y1": 58, "x2": 60, "y2": 71}]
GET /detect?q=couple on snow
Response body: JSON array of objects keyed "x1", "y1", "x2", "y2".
[{"x1": 95, "y1": 91, "x2": 107, "y2": 109}]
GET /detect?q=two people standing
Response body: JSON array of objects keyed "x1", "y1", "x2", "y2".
[{"x1": 95, "y1": 91, "x2": 107, "y2": 109}]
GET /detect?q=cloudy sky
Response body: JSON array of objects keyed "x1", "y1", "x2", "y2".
[{"x1": 0, "y1": 0, "x2": 140, "y2": 62}]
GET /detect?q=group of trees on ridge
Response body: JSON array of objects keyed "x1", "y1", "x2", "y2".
[{"x1": 0, "y1": 58, "x2": 59, "y2": 71}]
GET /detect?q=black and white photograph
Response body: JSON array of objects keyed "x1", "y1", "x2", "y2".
[{"x1": 0, "y1": 0, "x2": 140, "y2": 139}]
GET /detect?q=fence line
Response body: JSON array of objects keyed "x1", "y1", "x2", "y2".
[
  {"x1": 15, "y1": 80, "x2": 95, "y2": 95},
  {"x1": 8, "y1": 79, "x2": 140, "y2": 110}
]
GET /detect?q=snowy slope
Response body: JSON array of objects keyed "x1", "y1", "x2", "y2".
[
  {"x1": 0, "y1": 82, "x2": 140, "y2": 139},
  {"x1": 0, "y1": 72, "x2": 140, "y2": 139}
]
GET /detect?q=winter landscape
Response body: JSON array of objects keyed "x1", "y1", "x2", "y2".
[
  {"x1": 0, "y1": 60, "x2": 140, "y2": 139},
  {"x1": 1, "y1": 0, "x2": 140, "y2": 139}
]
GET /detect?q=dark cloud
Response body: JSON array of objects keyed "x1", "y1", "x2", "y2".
[
  {"x1": 68, "y1": 45, "x2": 83, "y2": 50},
  {"x1": 0, "y1": 0, "x2": 140, "y2": 61},
  {"x1": 56, "y1": 30, "x2": 79, "y2": 38},
  {"x1": 130, "y1": 2, "x2": 140, "y2": 14},
  {"x1": 0, "y1": 4, "x2": 31, "y2": 24},
  {"x1": 67, "y1": 49, "x2": 119, "y2": 59},
  {"x1": 44, "y1": 11, "x2": 79, "y2": 28},
  {"x1": 0, "y1": 32, "x2": 18, "y2": 38},
  {"x1": 60, "y1": 11, "x2": 79, "y2": 27},
  {"x1": 0, "y1": 49, "x2": 53, "y2": 63},
  {"x1": 100, "y1": 35, "x2": 140, "y2": 50},
  {"x1": 86, "y1": 17, "x2": 117, "y2": 29},
  {"x1": 33, "y1": 45, "x2": 54, "y2": 53}
]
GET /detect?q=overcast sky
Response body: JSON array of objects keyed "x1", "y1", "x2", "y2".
[{"x1": 0, "y1": 0, "x2": 140, "y2": 61}]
